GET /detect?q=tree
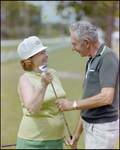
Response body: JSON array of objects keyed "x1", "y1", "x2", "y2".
[
  {"x1": 1, "y1": 1, "x2": 41, "y2": 38},
  {"x1": 1, "y1": 1, "x2": 24, "y2": 27},
  {"x1": 57, "y1": 1, "x2": 119, "y2": 48}
]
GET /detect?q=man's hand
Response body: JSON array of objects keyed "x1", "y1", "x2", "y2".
[
  {"x1": 68, "y1": 134, "x2": 79, "y2": 149},
  {"x1": 55, "y1": 99, "x2": 73, "y2": 111}
]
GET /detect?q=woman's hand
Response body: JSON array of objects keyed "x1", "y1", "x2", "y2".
[
  {"x1": 41, "y1": 70, "x2": 53, "y2": 86},
  {"x1": 63, "y1": 135, "x2": 69, "y2": 147}
]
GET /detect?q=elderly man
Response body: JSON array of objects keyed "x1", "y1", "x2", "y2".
[{"x1": 55, "y1": 20, "x2": 119, "y2": 149}]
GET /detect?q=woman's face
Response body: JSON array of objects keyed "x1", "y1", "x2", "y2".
[{"x1": 31, "y1": 49, "x2": 48, "y2": 68}]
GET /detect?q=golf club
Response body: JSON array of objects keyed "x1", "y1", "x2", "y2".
[
  {"x1": 39, "y1": 65, "x2": 73, "y2": 140},
  {"x1": 2, "y1": 144, "x2": 16, "y2": 147}
]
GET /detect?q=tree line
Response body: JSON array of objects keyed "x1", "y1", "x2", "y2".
[
  {"x1": 57, "y1": 1, "x2": 119, "y2": 48},
  {"x1": 1, "y1": 1, "x2": 41, "y2": 38},
  {"x1": 1, "y1": 1, "x2": 119, "y2": 48}
]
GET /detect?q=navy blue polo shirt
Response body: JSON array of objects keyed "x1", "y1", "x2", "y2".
[{"x1": 81, "y1": 43, "x2": 119, "y2": 123}]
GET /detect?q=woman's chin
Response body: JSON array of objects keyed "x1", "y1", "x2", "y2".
[{"x1": 43, "y1": 62, "x2": 48, "y2": 67}]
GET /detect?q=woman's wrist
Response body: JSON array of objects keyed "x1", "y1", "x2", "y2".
[{"x1": 40, "y1": 82, "x2": 47, "y2": 87}]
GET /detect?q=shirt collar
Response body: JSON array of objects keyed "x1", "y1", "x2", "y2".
[
  {"x1": 96, "y1": 43, "x2": 106, "y2": 56},
  {"x1": 87, "y1": 43, "x2": 106, "y2": 62}
]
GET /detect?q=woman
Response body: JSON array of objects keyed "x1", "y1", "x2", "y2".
[{"x1": 16, "y1": 36, "x2": 66, "y2": 149}]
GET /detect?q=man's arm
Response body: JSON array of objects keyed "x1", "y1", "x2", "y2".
[
  {"x1": 76, "y1": 87, "x2": 115, "y2": 109},
  {"x1": 55, "y1": 87, "x2": 115, "y2": 111},
  {"x1": 68, "y1": 115, "x2": 83, "y2": 149}
]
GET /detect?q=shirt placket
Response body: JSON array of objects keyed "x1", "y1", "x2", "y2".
[{"x1": 85, "y1": 58, "x2": 94, "y2": 79}]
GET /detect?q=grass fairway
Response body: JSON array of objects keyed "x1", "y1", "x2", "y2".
[{"x1": 1, "y1": 44, "x2": 119, "y2": 149}]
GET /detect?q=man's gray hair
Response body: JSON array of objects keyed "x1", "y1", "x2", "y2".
[{"x1": 69, "y1": 20, "x2": 98, "y2": 43}]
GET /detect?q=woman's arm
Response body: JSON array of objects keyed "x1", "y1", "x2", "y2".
[{"x1": 18, "y1": 71, "x2": 53, "y2": 115}]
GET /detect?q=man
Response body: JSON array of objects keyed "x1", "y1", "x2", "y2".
[{"x1": 55, "y1": 20, "x2": 119, "y2": 149}]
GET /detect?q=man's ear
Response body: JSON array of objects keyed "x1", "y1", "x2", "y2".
[
  {"x1": 84, "y1": 39, "x2": 90, "y2": 47},
  {"x1": 85, "y1": 41, "x2": 87, "y2": 45},
  {"x1": 84, "y1": 38, "x2": 90, "y2": 45}
]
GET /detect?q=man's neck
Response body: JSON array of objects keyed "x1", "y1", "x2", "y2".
[{"x1": 90, "y1": 41, "x2": 101, "y2": 58}]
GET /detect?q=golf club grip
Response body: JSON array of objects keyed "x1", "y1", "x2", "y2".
[
  {"x1": 70, "y1": 136, "x2": 77, "y2": 150},
  {"x1": 70, "y1": 135, "x2": 73, "y2": 139}
]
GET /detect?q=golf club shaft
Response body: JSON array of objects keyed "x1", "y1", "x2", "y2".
[
  {"x1": 2, "y1": 144, "x2": 16, "y2": 147},
  {"x1": 51, "y1": 83, "x2": 72, "y2": 138},
  {"x1": 51, "y1": 82, "x2": 78, "y2": 149}
]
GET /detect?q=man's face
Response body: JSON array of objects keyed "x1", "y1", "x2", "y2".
[{"x1": 71, "y1": 31, "x2": 89, "y2": 57}]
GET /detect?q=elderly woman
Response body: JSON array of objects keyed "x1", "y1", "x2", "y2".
[{"x1": 16, "y1": 36, "x2": 66, "y2": 149}]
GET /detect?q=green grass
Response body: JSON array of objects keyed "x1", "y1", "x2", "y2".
[{"x1": 1, "y1": 44, "x2": 119, "y2": 149}]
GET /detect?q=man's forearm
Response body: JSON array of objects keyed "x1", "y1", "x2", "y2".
[
  {"x1": 73, "y1": 115, "x2": 83, "y2": 140},
  {"x1": 76, "y1": 87, "x2": 115, "y2": 110},
  {"x1": 55, "y1": 87, "x2": 115, "y2": 112}
]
